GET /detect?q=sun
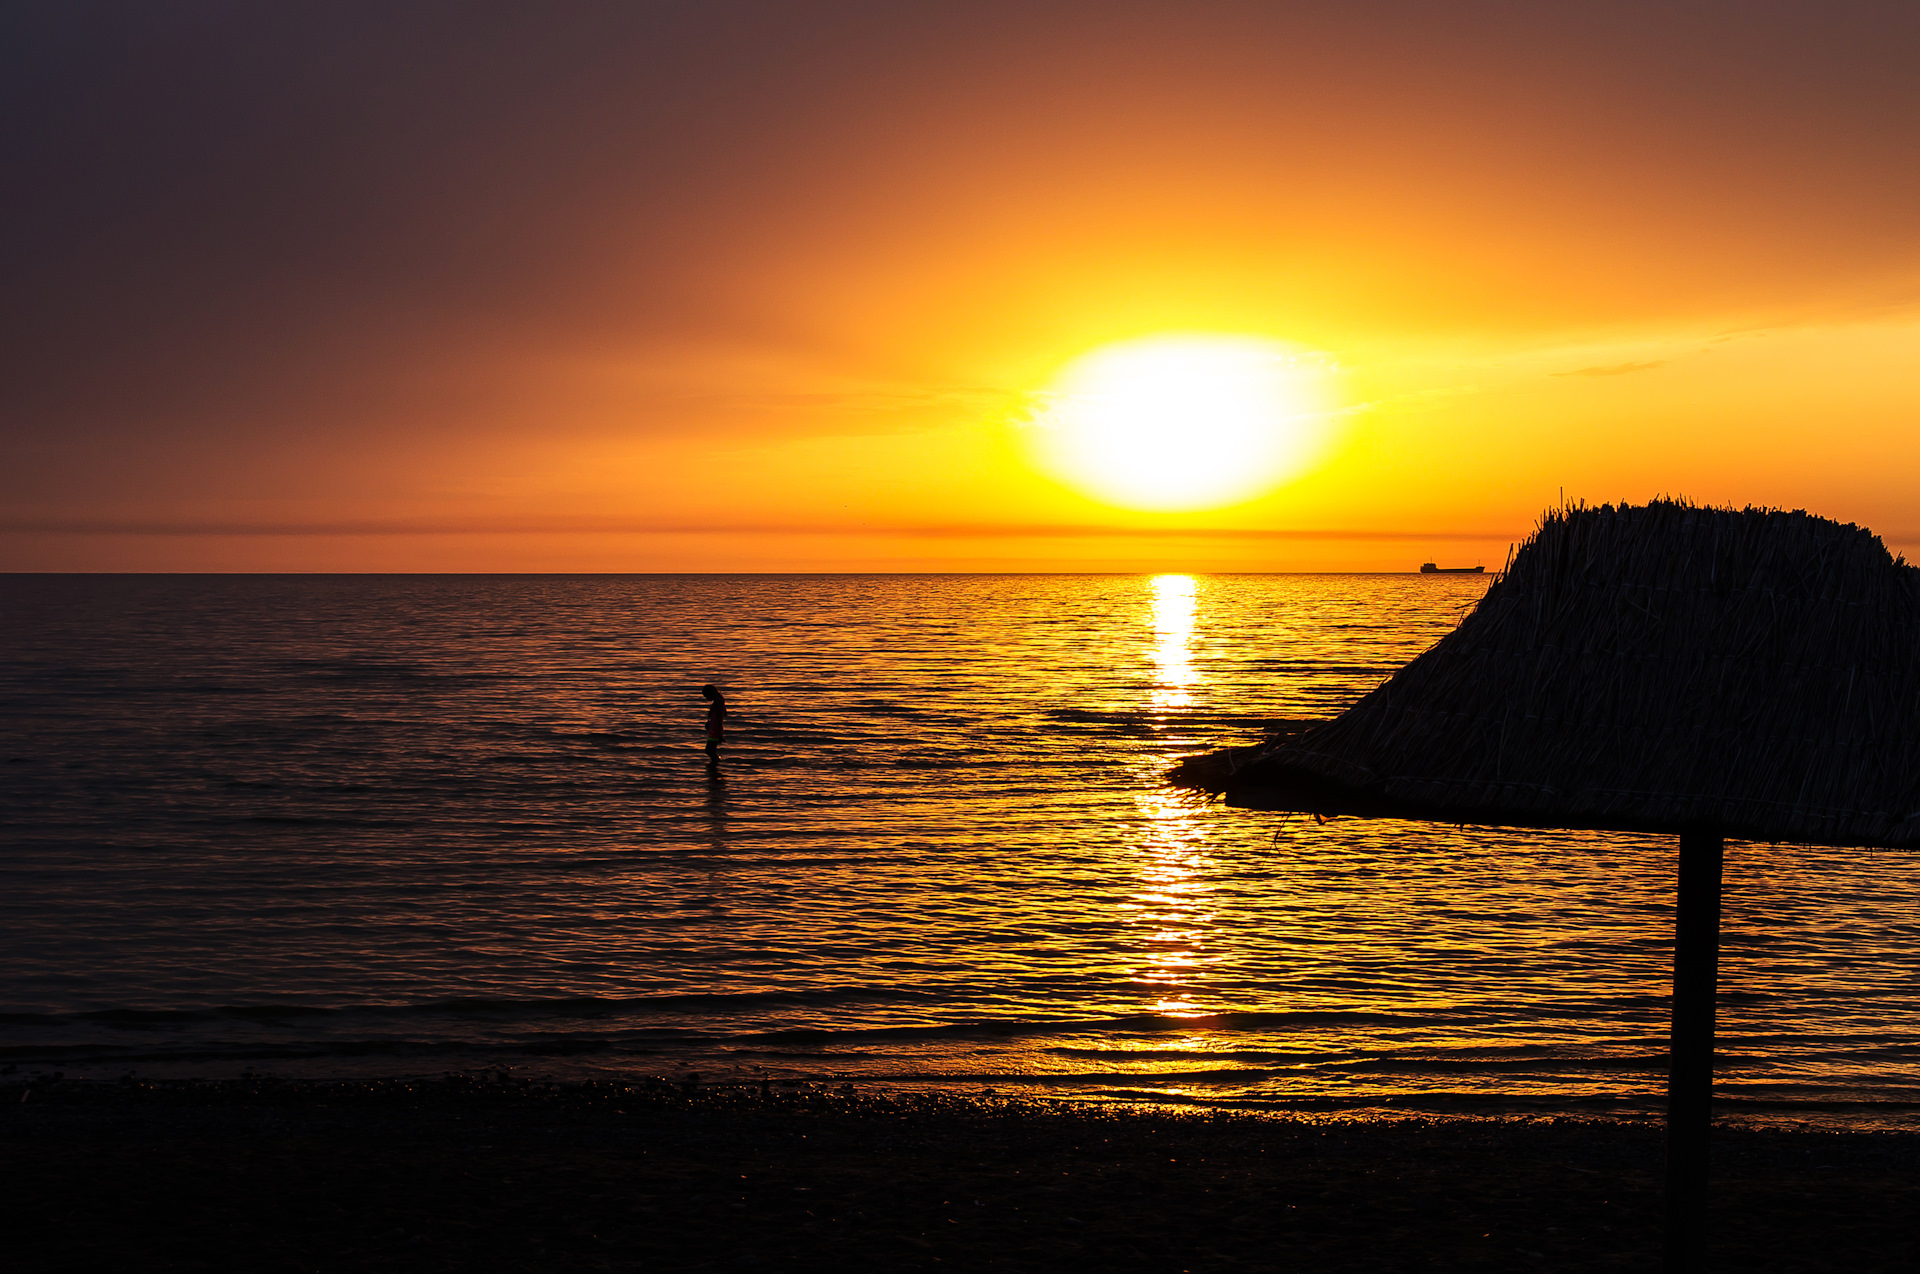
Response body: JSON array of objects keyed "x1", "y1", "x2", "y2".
[{"x1": 1027, "y1": 335, "x2": 1339, "y2": 511}]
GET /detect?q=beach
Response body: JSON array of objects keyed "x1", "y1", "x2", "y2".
[{"x1": 8, "y1": 1076, "x2": 1915, "y2": 1272}]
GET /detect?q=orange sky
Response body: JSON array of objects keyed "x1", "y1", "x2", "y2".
[{"x1": 6, "y1": 2, "x2": 1920, "y2": 571}]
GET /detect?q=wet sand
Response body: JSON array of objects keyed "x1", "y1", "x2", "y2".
[{"x1": 5, "y1": 1076, "x2": 1914, "y2": 1272}]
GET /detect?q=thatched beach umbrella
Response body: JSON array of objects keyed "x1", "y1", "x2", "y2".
[{"x1": 1185, "y1": 500, "x2": 1920, "y2": 1268}]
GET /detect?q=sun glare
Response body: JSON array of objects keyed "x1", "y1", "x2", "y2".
[{"x1": 1028, "y1": 335, "x2": 1339, "y2": 511}]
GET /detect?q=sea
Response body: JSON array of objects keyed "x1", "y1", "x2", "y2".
[{"x1": 4, "y1": 573, "x2": 1917, "y2": 1128}]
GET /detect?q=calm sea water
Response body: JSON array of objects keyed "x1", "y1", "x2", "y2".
[{"x1": 3, "y1": 574, "x2": 1917, "y2": 1126}]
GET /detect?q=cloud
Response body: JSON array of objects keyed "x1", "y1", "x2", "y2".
[{"x1": 0, "y1": 514, "x2": 1522, "y2": 542}]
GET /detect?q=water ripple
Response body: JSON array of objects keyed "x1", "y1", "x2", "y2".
[{"x1": 2, "y1": 573, "x2": 1917, "y2": 1125}]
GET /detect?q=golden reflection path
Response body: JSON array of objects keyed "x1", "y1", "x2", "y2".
[
  {"x1": 1148, "y1": 573, "x2": 1198, "y2": 709},
  {"x1": 1124, "y1": 575, "x2": 1217, "y2": 1036}
]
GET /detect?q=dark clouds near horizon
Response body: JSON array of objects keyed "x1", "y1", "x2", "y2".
[{"x1": 6, "y1": 0, "x2": 1920, "y2": 513}]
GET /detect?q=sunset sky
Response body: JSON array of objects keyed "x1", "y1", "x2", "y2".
[{"x1": 6, "y1": 1, "x2": 1919, "y2": 572}]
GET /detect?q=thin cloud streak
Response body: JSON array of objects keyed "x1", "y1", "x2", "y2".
[
  {"x1": 0, "y1": 516, "x2": 1524, "y2": 543},
  {"x1": 1554, "y1": 360, "x2": 1667, "y2": 377}
]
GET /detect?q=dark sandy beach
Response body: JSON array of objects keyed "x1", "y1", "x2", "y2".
[{"x1": 6, "y1": 1075, "x2": 1915, "y2": 1272}]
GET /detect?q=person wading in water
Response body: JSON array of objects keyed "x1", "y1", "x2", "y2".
[{"x1": 701, "y1": 684, "x2": 728, "y2": 762}]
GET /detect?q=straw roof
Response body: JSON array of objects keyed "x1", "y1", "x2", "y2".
[{"x1": 1212, "y1": 501, "x2": 1920, "y2": 848}]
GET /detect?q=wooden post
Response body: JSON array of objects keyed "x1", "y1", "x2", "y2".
[{"x1": 1665, "y1": 830, "x2": 1724, "y2": 1271}]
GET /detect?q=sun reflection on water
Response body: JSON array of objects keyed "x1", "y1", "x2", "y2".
[
  {"x1": 1148, "y1": 574, "x2": 1198, "y2": 710},
  {"x1": 1127, "y1": 788, "x2": 1217, "y2": 1017},
  {"x1": 1126, "y1": 574, "x2": 1216, "y2": 1024}
]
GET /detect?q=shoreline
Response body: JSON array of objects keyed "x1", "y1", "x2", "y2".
[
  {"x1": 8, "y1": 1076, "x2": 1915, "y2": 1271},
  {"x1": 11, "y1": 1052, "x2": 1920, "y2": 1134}
]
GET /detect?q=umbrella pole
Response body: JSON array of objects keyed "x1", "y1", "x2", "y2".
[{"x1": 1664, "y1": 829, "x2": 1724, "y2": 1270}]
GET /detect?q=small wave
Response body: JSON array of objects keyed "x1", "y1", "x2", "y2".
[
  {"x1": 1045, "y1": 708, "x2": 1158, "y2": 725},
  {"x1": 1332, "y1": 1053, "x2": 1668, "y2": 1075},
  {"x1": 413, "y1": 988, "x2": 937, "y2": 1017},
  {"x1": 239, "y1": 815, "x2": 422, "y2": 828},
  {"x1": 741, "y1": 1008, "x2": 1453, "y2": 1045},
  {"x1": 1711, "y1": 1095, "x2": 1920, "y2": 1112},
  {"x1": 278, "y1": 660, "x2": 530, "y2": 685},
  {"x1": 851, "y1": 699, "x2": 973, "y2": 724},
  {"x1": 1050, "y1": 1047, "x2": 1318, "y2": 1063},
  {"x1": 0, "y1": 1039, "x2": 659, "y2": 1065},
  {"x1": 4, "y1": 986, "x2": 943, "y2": 1032},
  {"x1": 1045, "y1": 708, "x2": 1325, "y2": 731},
  {"x1": 539, "y1": 730, "x2": 650, "y2": 747}
]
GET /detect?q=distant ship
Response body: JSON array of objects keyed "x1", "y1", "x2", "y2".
[{"x1": 1420, "y1": 562, "x2": 1485, "y2": 574}]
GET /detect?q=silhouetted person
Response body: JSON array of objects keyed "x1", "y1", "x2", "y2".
[{"x1": 701, "y1": 684, "x2": 727, "y2": 762}]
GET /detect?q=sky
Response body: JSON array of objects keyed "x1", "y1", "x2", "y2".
[{"x1": 5, "y1": 0, "x2": 1919, "y2": 572}]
